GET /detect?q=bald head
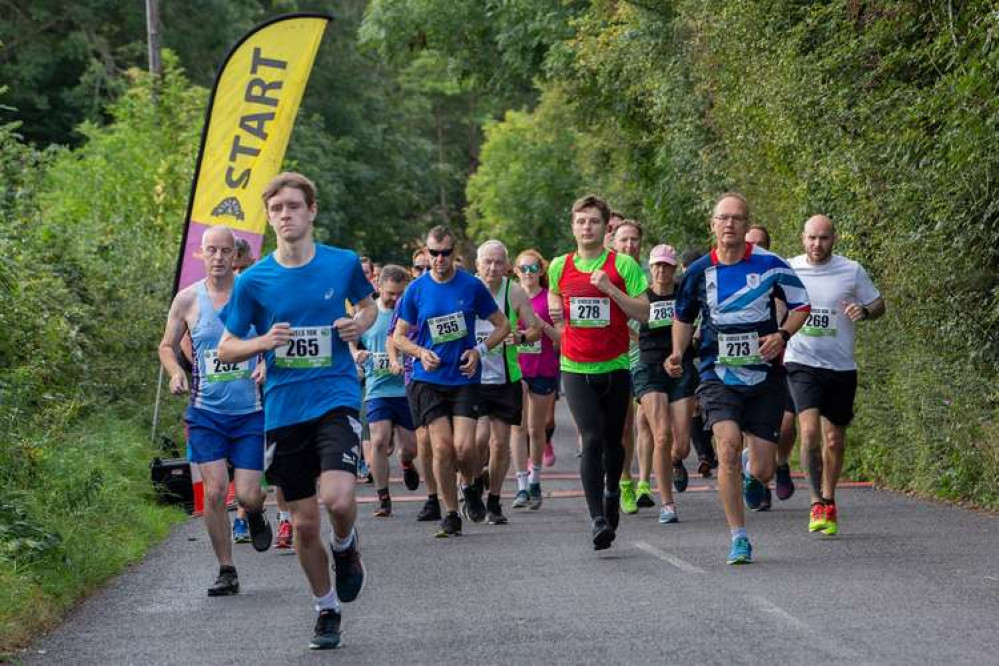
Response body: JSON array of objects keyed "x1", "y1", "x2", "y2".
[
  {"x1": 802, "y1": 215, "x2": 836, "y2": 264},
  {"x1": 804, "y1": 215, "x2": 835, "y2": 236},
  {"x1": 202, "y1": 225, "x2": 236, "y2": 249}
]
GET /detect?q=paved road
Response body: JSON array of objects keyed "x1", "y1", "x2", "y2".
[{"x1": 22, "y1": 403, "x2": 999, "y2": 664}]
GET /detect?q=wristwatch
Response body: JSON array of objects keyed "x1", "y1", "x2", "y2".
[
  {"x1": 860, "y1": 305, "x2": 869, "y2": 320},
  {"x1": 518, "y1": 331, "x2": 527, "y2": 345},
  {"x1": 777, "y1": 328, "x2": 791, "y2": 343}
]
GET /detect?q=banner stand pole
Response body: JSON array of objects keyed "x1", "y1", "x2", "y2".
[{"x1": 150, "y1": 365, "x2": 165, "y2": 443}]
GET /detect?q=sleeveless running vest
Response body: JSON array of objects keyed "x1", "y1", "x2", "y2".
[
  {"x1": 190, "y1": 281, "x2": 261, "y2": 414},
  {"x1": 476, "y1": 277, "x2": 522, "y2": 385},
  {"x1": 558, "y1": 251, "x2": 630, "y2": 364}
]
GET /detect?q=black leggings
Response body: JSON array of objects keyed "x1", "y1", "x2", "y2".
[{"x1": 562, "y1": 370, "x2": 632, "y2": 519}]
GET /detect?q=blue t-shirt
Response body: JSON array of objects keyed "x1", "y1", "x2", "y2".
[
  {"x1": 397, "y1": 270, "x2": 499, "y2": 385},
  {"x1": 675, "y1": 243, "x2": 810, "y2": 386},
  {"x1": 359, "y1": 305, "x2": 406, "y2": 399},
  {"x1": 223, "y1": 244, "x2": 374, "y2": 430}
]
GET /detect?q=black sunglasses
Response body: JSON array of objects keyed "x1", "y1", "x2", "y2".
[
  {"x1": 427, "y1": 247, "x2": 454, "y2": 258},
  {"x1": 413, "y1": 264, "x2": 429, "y2": 272}
]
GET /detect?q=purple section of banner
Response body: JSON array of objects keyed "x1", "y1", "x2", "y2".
[{"x1": 177, "y1": 221, "x2": 265, "y2": 290}]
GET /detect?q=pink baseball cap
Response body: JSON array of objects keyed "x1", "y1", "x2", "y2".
[{"x1": 649, "y1": 244, "x2": 678, "y2": 265}]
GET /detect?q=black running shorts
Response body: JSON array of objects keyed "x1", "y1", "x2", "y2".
[
  {"x1": 264, "y1": 407, "x2": 362, "y2": 502},
  {"x1": 786, "y1": 362, "x2": 858, "y2": 427},
  {"x1": 406, "y1": 381, "x2": 480, "y2": 427},
  {"x1": 478, "y1": 382, "x2": 523, "y2": 425},
  {"x1": 696, "y1": 375, "x2": 784, "y2": 443}
]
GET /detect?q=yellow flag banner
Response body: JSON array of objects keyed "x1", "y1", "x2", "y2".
[{"x1": 173, "y1": 13, "x2": 331, "y2": 292}]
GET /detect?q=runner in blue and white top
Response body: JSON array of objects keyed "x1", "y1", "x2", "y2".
[
  {"x1": 217, "y1": 172, "x2": 376, "y2": 651},
  {"x1": 158, "y1": 225, "x2": 269, "y2": 598},
  {"x1": 667, "y1": 192, "x2": 810, "y2": 566}
]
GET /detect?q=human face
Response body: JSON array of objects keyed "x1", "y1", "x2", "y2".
[
  {"x1": 613, "y1": 224, "x2": 641, "y2": 260},
  {"x1": 711, "y1": 197, "x2": 749, "y2": 248},
  {"x1": 802, "y1": 217, "x2": 836, "y2": 264},
  {"x1": 426, "y1": 234, "x2": 456, "y2": 280},
  {"x1": 745, "y1": 228, "x2": 769, "y2": 250},
  {"x1": 201, "y1": 229, "x2": 236, "y2": 278},
  {"x1": 378, "y1": 279, "x2": 406, "y2": 309},
  {"x1": 517, "y1": 257, "x2": 541, "y2": 288},
  {"x1": 361, "y1": 261, "x2": 373, "y2": 282},
  {"x1": 572, "y1": 206, "x2": 607, "y2": 250},
  {"x1": 650, "y1": 262, "x2": 676, "y2": 290},
  {"x1": 476, "y1": 245, "x2": 508, "y2": 286},
  {"x1": 411, "y1": 254, "x2": 430, "y2": 278},
  {"x1": 266, "y1": 186, "x2": 315, "y2": 243}
]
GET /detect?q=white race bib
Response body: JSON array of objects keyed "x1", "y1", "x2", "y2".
[
  {"x1": 518, "y1": 338, "x2": 542, "y2": 355},
  {"x1": 370, "y1": 351, "x2": 393, "y2": 376},
  {"x1": 717, "y1": 331, "x2": 762, "y2": 366},
  {"x1": 801, "y1": 307, "x2": 837, "y2": 337},
  {"x1": 474, "y1": 319, "x2": 501, "y2": 354},
  {"x1": 203, "y1": 349, "x2": 251, "y2": 382},
  {"x1": 649, "y1": 300, "x2": 675, "y2": 329},
  {"x1": 428, "y1": 312, "x2": 468, "y2": 344},
  {"x1": 275, "y1": 326, "x2": 333, "y2": 369},
  {"x1": 569, "y1": 297, "x2": 611, "y2": 328}
]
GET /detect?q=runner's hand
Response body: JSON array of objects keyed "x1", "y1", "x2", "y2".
[
  {"x1": 843, "y1": 302, "x2": 866, "y2": 322},
  {"x1": 665, "y1": 353, "x2": 683, "y2": 378},
  {"x1": 759, "y1": 332, "x2": 785, "y2": 361},
  {"x1": 251, "y1": 362, "x2": 266, "y2": 386},
  {"x1": 389, "y1": 357, "x2": 404, "y2": 375},
  {"x1": 169, "y1": 372, "x2": 189, "y2": 395},
  {"x1": 460, "y1": 348, "x2": 480, "y2": 377},
  {"x1": 264, "y1": 322, "x2": 291, "y2": 350},
  {"x1": 420, "y1": 348, "x2": 441, "y2": 371},
  {"x1": 334, "y1": 317, "x2": 361, "y2": 343},
  {"x1": 353, "y1": 349, "x2": 370, "y2": 365},
  {"x1": 590, "y1": 269, "x2": 613, "y2": 295}
]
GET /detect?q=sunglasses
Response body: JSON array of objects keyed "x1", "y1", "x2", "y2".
[
  {"x1": 518, "y1": 264, "x2": 540, "y2": 274},
  {"x1": 427, "y1": 247, "x2": 454, "y2": 258},
  {"x1": 412, "y1": 264, "x2": 429, "y2": 272}
]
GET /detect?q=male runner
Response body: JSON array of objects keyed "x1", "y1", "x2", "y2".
[
  {"x1": 218, "y1": 172, "x2": 375, "y2": 650},
  {"x1": 393, "y1": 226, "x2": 510, "y2": 537},
  {"x1": 667, "y1": 193, "x2": 810, "y2": 564},
  {"x1": 353, "y1": 265, "x2": 419, "y2": 517},
  {"x1": 785, "y1": 215, "x2": 884, "y2": 535},
  {"x1": 549, "y1": 196, "x2": 649, "y2": 550},
  {"x1": 158, "y1": 225, "x2": 271, "y2": 596},
  {"x1": 474, "y1": 240, "x2": 541, "y2": 524},
  {"x1": 744, "y1": 224, "x2": 797, "y2": 506}
]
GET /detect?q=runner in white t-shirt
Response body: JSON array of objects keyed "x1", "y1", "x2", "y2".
[{"x1": 784, "y1": 215, "x2": 885, "y2": 536}]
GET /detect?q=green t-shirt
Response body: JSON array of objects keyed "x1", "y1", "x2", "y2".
[{"x1": 549, "y1": 250, "x2": 648, "y2": 374}]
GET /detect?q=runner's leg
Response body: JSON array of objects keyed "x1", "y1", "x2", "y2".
[
  {"x1": 821, "y1": 418, "x2": 846, "y2": 502},
  {"x1": 198, "y1": 460, "x2": 233, "y2": 567},
  {"x1": 641, "y1": 392, "x2": 673, "y2": 505},
  {"x1": 798, "y1": 408, "x2": 823, "y2": 503},
  {"x1": 427, "y1": 417, "x2": 459, "y2": 512},
  {"x1": 712, "y1": 421, "x2": 746, "y2": 530}
]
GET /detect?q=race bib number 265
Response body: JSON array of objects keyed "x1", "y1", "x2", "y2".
[{"x1": 275, "y1": 326, "x2": 333, "y2": 369}]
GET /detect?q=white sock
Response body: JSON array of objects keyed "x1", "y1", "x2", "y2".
[
  {"x1": 516, "y1": 471, "x2": 529, "y2": 492},
  {"x1": 330, "y1": 526, "x2": 356, "y2": 552},
  {"x1": 731, "y1": 527, "x2": 748, "y2": 541},
  {"x1": 529, "y1": 464, "x2": 541, "y2": 485},
  {"x1": 278, "y1": 511, "x2": 291, "y2": 523},
  {"x1": 314, "y1": 587, "x2": 341, "y2": 612}
]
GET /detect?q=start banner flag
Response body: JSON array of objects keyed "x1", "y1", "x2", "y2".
[{"x1": 172, "y1": 13, "x2": 331, "y2": 293}]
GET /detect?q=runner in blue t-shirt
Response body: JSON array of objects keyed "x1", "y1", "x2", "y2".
[
  {"x1": 352, "y1": 264, "x2": 420, "y2": 518},
  {"x1": 667, "y1": 192, "x2": 810, "y2": 565},
  {"x1": 158, "y1": 225, "x2": 269, "y2": 598},
  {"x1": 393, "y1": 225, "x2": 510, "y2": 537},
  {"x1": 217, "y1": 173, "x2": 376, "y2": 651}
]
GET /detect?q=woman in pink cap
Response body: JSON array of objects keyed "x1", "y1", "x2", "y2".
[
  {"x1": 509, "y1": 248, "x2": 561, "y2": 510},
  {"x1": 632, "y1": 244, "x2": 697, "y2": 524}
]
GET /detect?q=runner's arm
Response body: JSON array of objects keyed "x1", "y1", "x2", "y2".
[
  {"x1": 218, "y1": 323, "x2": 290, "y2": 364},
  {"x1": 845, "y1": 296, "x2": 885, "y2": 322},
  {"x1": 511, "y1": 284, "x2": 542, "y2": 344},
  {"x1": 158, "y1": 291, "x2": 193, "y2": 392},
  {"x1": 481, "y1": 310, "x2": 511, "y2": 351},
  {"x1": 391, "y1": 319, "x2": 422, "y2": 358},
  {"x1": 335, "y1": 295, "x2": 378, "y2": 343}
]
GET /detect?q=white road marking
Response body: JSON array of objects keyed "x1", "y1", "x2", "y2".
[{"x1": 633, "y1": 541, "x2": 705, "y2": 574}]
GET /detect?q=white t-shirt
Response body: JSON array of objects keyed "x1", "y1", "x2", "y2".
[{"x1": 784, "y1": 254, "x2": 881, "y2": 371}]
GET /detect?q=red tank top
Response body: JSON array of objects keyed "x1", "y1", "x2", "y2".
[{"x1": 558, "y1": 251, "x2": 630, "y2": 364}]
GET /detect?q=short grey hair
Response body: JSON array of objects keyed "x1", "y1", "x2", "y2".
[
  {"x1": 202, "y1": 225, "x2": 235, "y2": 248},
  {"x1": 378, "y1": 264, "x2": 409, "y2": 286},
  {"x1": 476, "y1": 239, "x2": 508, "y2": 263}
]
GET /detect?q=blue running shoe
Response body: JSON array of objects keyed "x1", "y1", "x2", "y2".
[
  {"x1": 727, "y1": 536, "x2": 753, "y2": 565},
  {"x1": 743, "y1": 474, "x2": 766, "y2": 511},
  {"x1": 232, "y1": 517, "x2": 250, "y2": 543},
  {"x1": 658, "y1": 504, "x2": 679, "y2": 524}
]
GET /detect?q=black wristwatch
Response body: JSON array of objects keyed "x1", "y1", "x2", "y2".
[
  {"x1": 518, "y1": 331, "x2": 527, "y2": 345},
  {"x1": 778, "y1": 328, "x2": 791, "y2": 343},
  {"x1": 860, "y1": 305, "x2": 869, "y2": 320}
]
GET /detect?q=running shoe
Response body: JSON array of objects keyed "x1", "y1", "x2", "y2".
[
  {"x1": 591, "y1": 516, "x2": 615, "y2": 551},
  {"x1": 636, "y1": 481, "x2": 656, "y2": 508},
  {"x1": 697, "y1": 459, "x2": 714, "y2": 478},
  {"x1": 309, "y1": 609, "x2": 342, "y2": 650},
  {"x1": 822, "y1": 502, "x2": 838, "y2": 536},
  {"x1": 658, "y1": 504, "x2": 679, "y2": 524},
  {"x1": 462, "y1": 482, "x2": 487, "y2": 523},
  {"x1": 486, "y1": 504, "x2": 508, "y2": 525},
  {"x1": 808, "y1": 502, "x2": 828, "y2": 533},
  {"x1": 275, "y1": 518, "x2": 293, "y2": 550},
  {"x1": 756, "y1": 487, "x2": 772, "y2": 512},
  {"x1": 775, "y1": 463, "x2": 794, "y2": 501},
  {"x1": 402, "y1": 463, "x2": 420, "y2": 491},
  {"x1": 231, "y1": 517, "x2": 250, "y2": 544},
  {"x1": 207, "y1": 566, "x2": 239, "y2": 596},
  {"x1": 511, "y1": 489, "x2": 530, "y2": 509},
  {"x1": 543, "y1": 441, "x2": 556, "y2": 467},
  {"x1": 246, "y1": 509, "x2": 273, "y2": 552},
  {"x1": 356, "y1": 458, "x2": 371, "y2": 482},
  {"x1": 330, "y1": 530, "x2": 365, "y2": 603},
  {"x1": 742, "y1": 474, "x2": 767, "y2": 511},
  {"x1": 619, "y1": 480, "x2": 638, "y2": 515},
  {"x1": 604, "y1": 492, "x2": 621, "y2": 530},
  {"x1": 528, "y1": 483, "x2": 543, "y2": 510},
  {"x1": 417, "y1": 496, "x2": 442, "y2": 522},
  {"x1": 373, "y1": 497, "x2": 391, "y2": 518},
  {"x1": 727, "y1": 536, "x2": 753, "y2": 565},
  {"x1": 673, "y1": 459, "x2": 689, "y2": 493},
  {"x1": 436, "y1": 511, "x2": 462, "y2": 538}
]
